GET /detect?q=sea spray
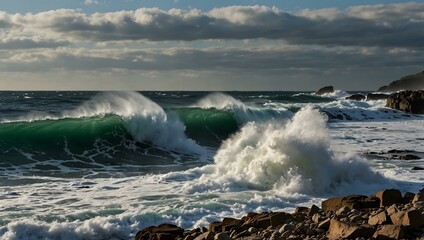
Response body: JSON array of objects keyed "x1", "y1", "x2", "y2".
[
  {"x1": 181, "y1": 106, "x2": 387, "y2": 194},
  {"x1": 196, "y1": 92, "x2": 292, "y2": 123}
]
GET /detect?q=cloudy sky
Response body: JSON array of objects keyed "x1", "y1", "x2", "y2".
[{"x1": 1, "y1": 0, "x2": 423, "y2": 90}]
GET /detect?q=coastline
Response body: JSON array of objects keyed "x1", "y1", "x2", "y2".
[{"x1": 135, "y1": 189, "x2": 424, "y2": 240}]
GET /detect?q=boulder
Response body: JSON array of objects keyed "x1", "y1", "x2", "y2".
[
  {"x1": 367, "y1": 93, "x2": 389, "y2": 101},
  {"x1": 322, "y1": 195, "x2": 379, "y2": 213},
  {"x1": 326, "y1": 219, "x2": 375, "y2": 239},
  {"x1": 373, "y1": 225, "x2": 405, "y2": 240},
  {"x1": 368, "y1": 211, "x2": 390, "y2": 225},
  {"x1": 374, "y1": 189, "x2": 403, "y2": 207},
  {"x1": 346, "y1": 94, "x2": 366, "y2": 101},
  {"x1": 316, "y1": 86, "x2": 334, "y2": 95},
  {"x1": 390, "y1": 210, "x2": 424, "y2": 229},
  {"x1": 135, "y1": 224, "x2": 184, "y2": 240},
  {"x1": 399, "y1": 154, "x2": 420, "y2": 160},
  {"x1": 386, "y1": 90, "x2": 424, "y2": 114}
]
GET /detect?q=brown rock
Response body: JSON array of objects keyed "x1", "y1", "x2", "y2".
[
  {"x1": 316, "y1": 86, "x2": 334, "y2": 95},
  {"x1": 326, "y1": 219, "x2": 375, "y2": 239},
  {"x1": 270, "y1": 212, "x2": 294, "y2": 227},
  {"x1": 386, "y1": 90, "x2": 424, "y2": 114},
  {"x1": 390, "y1": 209, "x2": 424, "y2": 229},
  {"x1": 373, "y1": 224, "x2": 405, "y2": 240},
  {"x1": 308, "y1": 204, "x2": 320, "y2": 216},
  {"x1": 374, "y1": 189, "x2": 403, "y2": 207},
  {"x1": 194, "y1": 231, "x2": 215, "y2": 240},
  {"x1": 403, "y1": 192, "x2": 416, "y2": 203},
  {"x1": 412, "y1": 193, "x2": 424, "y2": 204},
  {"x1": 321, "y1": 195, "x2": 379, "y2": 213},
  {"x1": 135, "y1": 224, "x2": 184, "y2": 240},
  {"x1": 368, "y1": 211, "x2": 390, "y2": 225},
  {"x1": 317, "y1": 218, "x2": 331, "y2": 230}
]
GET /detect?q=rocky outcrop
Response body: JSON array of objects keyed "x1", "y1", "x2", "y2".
[
  {"x1": 315, "y1": 86, "x2": 334, "y2": 95},
  {"x1": 366, "y1": 93, "x2": 389, "y2": 101},
  {"x1": 386, "y1": 90, "x2": 424, "y2": 114},
  {"x1": 346, "y1": 94, "x2": 366, "y2": 101},
  {"x1": 135, "y1": 188, "x2": 424, "y2": 240},
  {"x1": 378, "y1": 71, "x2": 424, "y2": 92}
]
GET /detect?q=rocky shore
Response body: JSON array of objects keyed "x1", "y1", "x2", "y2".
[{"x1": 135, "y1": 189, "x2": 424, "y2": 240}]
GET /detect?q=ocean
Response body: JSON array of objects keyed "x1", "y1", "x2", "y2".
[{"x1": 0, "y1": 91, "x2": 423, "y2": 240}]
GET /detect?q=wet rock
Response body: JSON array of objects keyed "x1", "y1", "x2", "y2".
[
  {"x1": 374, "y1": 189, "x2": 403, "y2": 207},
  {"x1": 386, "y1": 90, "x2": 424, "y2": 114},
  {"x1": 315, "y1": 86, "x2": 334, "y2": 95},
  {"x1": 326, "y1": 219, "x2": 375, "y2": 239},
  {"x1": 346, "y1": 94, "x2": 365, "y2": 101},
  {"x1": 373, "y1": 224, "x2": 405, "y2": 239},
  {"x1": 412, "y1": 166, "x2": 424, "y2": 170},
  {"x1": 135, "y1": 224, "x2": 184, "y2": 240},
  {"x1": 367, "y1": 93, "x2": 389, "y2": 101}
]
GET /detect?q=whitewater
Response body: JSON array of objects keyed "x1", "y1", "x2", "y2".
[{"x1": 0, "y1": 91, "x2": 423, "y2": 240}]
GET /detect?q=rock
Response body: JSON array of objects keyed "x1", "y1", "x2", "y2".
[
  {"x1": 403, "y1": 192, "x2": 416, "y2": 203},
  {"x1": 326, "y1": 219, "x2": 375, "y2": 239},
  {"x1": 135, "y1": 224, "x2": 184, "y2": 240},
  {"x1": 322, "y1": 195, "x2": 379, "y2": 213},
  {"x1": 308, "y1": 205, "x2": 320, "y2": 216},
  {"x1": 316, "y1": 86, "x2": 334, "y2": 95},
  {"x1": 317, "y1": 218, "x2": 331, "y2": 230},
  {"x1": 412, "y1": 166, "x2": 424, "y2": 170},
  {"x1": 374, "y1": 189, "x2": 403, "y2": 207},
  {"x1": 378, "y1": 70, "x2": 424, "y2": 92},
  {"x1": 399, "y1": 154, "x2": 420, "y2": 160},
  {"x1": 412, "y1": 193, "x2": 424, "y2": 204},
  {"x1": 346, "y1": 94, "x2": 365, "y2": 101},
  {"x1": 194, "y1": 231, "x2": 215, "y2": 240},
  {"x1": 373, "y1": 224, "x2": 405, "y2": 240},
  {"x1": 279, "y1": 224, "x2": 295, "y2": 233},
  {"x1": 214, "y1": 232, "x2": 231, "y2": 240},
  {"x1": 368, "y1": 211, "x2": 389, "y2": 225},
  {"x1": 367, "y1": 93, "x2": 389, "y2": 101},
  {"x1": 390, "y1": 209, "x2": 424, "y2": 229},
  {"x1": 270, "y1": 212, "x2": 294, "y2": 227},
  {"x1": 248, "y1": 227, "x2": 258, "y2": 234},
  {"x1": 386, "y1": 90, "x2": 424, "y2": 114}
]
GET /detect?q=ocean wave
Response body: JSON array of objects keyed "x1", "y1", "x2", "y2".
[{"x1": 176, "y1": 106, "x2": 388, "y2": 195}]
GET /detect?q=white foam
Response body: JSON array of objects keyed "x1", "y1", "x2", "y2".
[
  {"x1": 181, "y1": 106, "x2": 388, "y2": 195},
  {"x1": 196, "y1": 92, "x2": 292, "y2": 123}
]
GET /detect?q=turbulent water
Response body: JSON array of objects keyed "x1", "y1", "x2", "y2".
[{"x1": 0, "y1": 91, "x2": 423, "y2": 240}]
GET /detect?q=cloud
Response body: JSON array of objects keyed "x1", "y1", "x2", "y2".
[
  {"x1": 0, "y1": 3, "x2": 423, "y2": 47},
  {"x1": 84, "y1": 0, "x2": 99, "y2": 5},
  {"x1": 0, "y1": 37, "x2": 70, "y2": 49}
]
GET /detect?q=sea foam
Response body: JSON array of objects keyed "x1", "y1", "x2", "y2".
[{"x1": 181, "y1": 106, "x2": 388, "y2": 195}]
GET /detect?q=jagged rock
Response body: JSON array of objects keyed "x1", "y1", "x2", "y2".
[
  {"x1": 373, "y1": 224, "x2": 405, "y2": 239},
  {"x1": 374, "y1": 189, "x2": 403, "y2": 207},
  {"x1": 368, "y1": 211, "x2": 390, "y2": 225},
  {"x1": 412, "y1": 193, "x2": 424, "y2": 204},
  {"x1": 390, "y1": 209, "x2": 424, "y2": 229},
  {"x1": 317, "y1": 218, "x2": 331, "y2": 230},
  {"x1": 386, "y1": 90, "x2": 424, "y2": 114},
  {"x1": 135, "y1": 224, "x2": 184, "y2": 240},
  {"x1": 322, "y1": 195, "x2": 379, "y2": 213},
  {"x1": 327, "y1": 219, "x2": 375, "y2": 239},
  {"x1": 316, "y1": 86, "x2": 334, "y2": 95},
  {"x1": 307, "y1": 205, "x2": 320, "y2": 216},
  {"x1": 378, "y1": 71, "x2": 424, "y2": 92},
  {"x1": 367, "y1": 93, "x2": 389, "y2": 101},
  {"x1": 346, "y1": 94, "x2": 366, "y2": 101}
]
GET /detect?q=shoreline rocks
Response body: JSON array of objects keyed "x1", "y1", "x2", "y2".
[
  {"x1": 386, "y1": 90, "x2": 424, "y2": 114},
  {"x1": 316, "y1": 86, "x2": 334, "y2": 95},
  {"x1": 135, "y1": 189, "x2": 424, "y2": 240}
]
